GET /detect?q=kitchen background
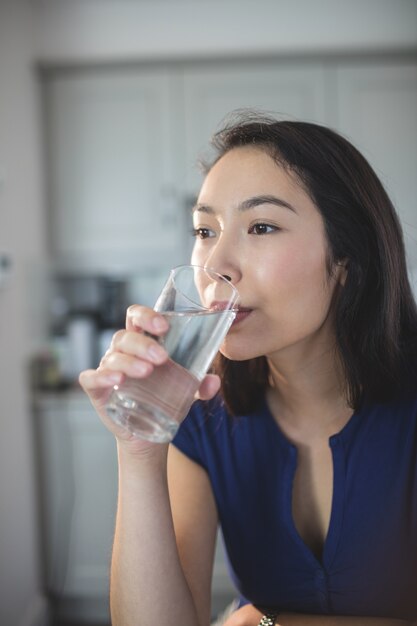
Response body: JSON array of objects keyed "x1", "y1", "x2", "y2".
[{"x1": 0, "y1": 1, "x2": 417, "y2": 625}]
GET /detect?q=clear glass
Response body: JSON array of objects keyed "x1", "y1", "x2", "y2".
[{"x1": 105, "y1": 265, "x2": 239, "y2": 443}]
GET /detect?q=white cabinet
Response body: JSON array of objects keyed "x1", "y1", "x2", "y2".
[
  {"x1": 45, "y1": 68, "x2": 188, "y2": 274},
  {"x1": 36, "y1": 392, "x2": 118, "y2": 610},
  {"x1": 334, "y1": 60, "x2": 417, "y2": 270}
]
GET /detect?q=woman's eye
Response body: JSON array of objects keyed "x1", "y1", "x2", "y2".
[
  {"x1": 191, "y1": 227, "x2": 215, "y2": 239},
  {"x1": 249, "y1": 223, "x2": 279, "y2": 235}
]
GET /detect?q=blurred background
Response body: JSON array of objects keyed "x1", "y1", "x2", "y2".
[{"x1": 0, "y1": 1, "x2": 416, "y2": 625}]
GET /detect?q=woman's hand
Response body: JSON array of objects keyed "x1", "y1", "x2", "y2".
[
  {"x1": 222, "y1": 604, "x2": 264, "y2": 626},
  {"x1": 79, "y1": 304, "x2": 221, "y2": 452}
]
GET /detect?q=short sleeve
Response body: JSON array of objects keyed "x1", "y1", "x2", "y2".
[
  {"x1": 171, "y1": 396, "x2": 229, "y2": 472},
  {"x1": 171, "y1": 400, "x2": 210, "y2": 470}
]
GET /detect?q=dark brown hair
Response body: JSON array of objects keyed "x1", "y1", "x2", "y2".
[{"x1": 204, "y1": 112, "x2": 417, "y2": 414}]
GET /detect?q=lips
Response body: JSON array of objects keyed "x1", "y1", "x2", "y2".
[
  {"x1": 209, "y1": 301, "x2": 253, "y2": 325},
  {"x1": 232, "y1": 307, "x2": 253, "y2": 326}
]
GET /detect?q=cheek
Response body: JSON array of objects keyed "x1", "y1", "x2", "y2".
[
  {"x1": 261, "y1": 244, "x2": 333, "y2": 318},
  {"x1": 250, "y1": 243, "x2": 324, "y2": 290}
]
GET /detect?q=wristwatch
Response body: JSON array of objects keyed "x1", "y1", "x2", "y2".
[{"x1": 258, "y1": 612, "x2": 279, "y2": 626}]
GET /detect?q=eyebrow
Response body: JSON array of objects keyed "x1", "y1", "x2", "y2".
[{"x1": 192, "y1": 194, "x2": 297, "y2": 215}]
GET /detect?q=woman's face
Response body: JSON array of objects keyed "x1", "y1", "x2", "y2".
[{"x1": 191, "y1": 146, "x2": 344, "y2": 363}]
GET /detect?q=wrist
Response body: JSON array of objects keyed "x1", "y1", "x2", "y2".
[{"x1": 117, "y1": 439, "x2": 169, "y2": 471}]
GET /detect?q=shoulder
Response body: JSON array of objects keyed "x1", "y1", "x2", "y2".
[
  {"x1": 171, "y1": 396, "x2": 231, "y2": 468},
  {"x1": 172, "y1": 394, "x2": 268, "y2": 470},
  {"x1": 356, "y1": 387, "x2": 417, "y2": 452},
  {"x1": 362, "y1": 386, "x2": 417, "y2": 424},
  {"x1": 176, "y1": 396, "x2": 231, "y2": 439}
]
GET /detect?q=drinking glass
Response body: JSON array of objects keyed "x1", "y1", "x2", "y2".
[{"x1": 105, "y1": 265, "x2": 239, "y2": 443}]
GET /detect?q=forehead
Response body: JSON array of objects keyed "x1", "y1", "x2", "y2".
[
  {"x1": 205, "y1": 146, "x2": 287, "y2": 183},
  {"x1": 198, "y1": 146, "x2": 315, "y2": 211}
]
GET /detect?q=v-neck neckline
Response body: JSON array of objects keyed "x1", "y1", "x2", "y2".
[{"x1": 260, "y1": 397, "x2": 363, "y2": 569}]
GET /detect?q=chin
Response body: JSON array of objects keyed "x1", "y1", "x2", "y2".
[{"x1": 219, "y1": 339, "x2": 265, "y2": 362}]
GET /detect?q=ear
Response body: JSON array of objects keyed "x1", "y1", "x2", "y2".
[{"x1": 335, "y1": 259, "x2": 348, "y2": 286}]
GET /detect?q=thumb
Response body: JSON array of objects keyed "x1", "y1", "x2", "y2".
[{"x1": 195, "y1": 374, "x2": 221, "y2": 400}]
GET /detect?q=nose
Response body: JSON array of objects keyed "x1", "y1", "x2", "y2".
[{"x1": 202, "y1": 237, "x2": 241, "y2": 286}]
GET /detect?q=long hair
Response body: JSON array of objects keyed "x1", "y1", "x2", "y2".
[{"x1": 204, "y1": 112, "x2": 417, "y2": 414}]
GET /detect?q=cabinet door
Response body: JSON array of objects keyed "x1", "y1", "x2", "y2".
[
  {"x1": 334, "y1": 60, "x2": 417, "y2": 270},
  {"x1": 46, "y1": 69, "x2": 186, "y2": 273},
  {"x1": 182, "y1": 62, "x2": 329, "y2": 194},
  {"x1": 37, "y1": 394, "x2": 118, "y2": 601}
]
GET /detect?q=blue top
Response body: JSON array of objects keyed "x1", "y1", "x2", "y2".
[{"x1": 172, "y1": 391, "x2": 417, "y2": 620}]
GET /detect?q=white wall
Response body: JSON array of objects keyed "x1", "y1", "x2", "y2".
[
  {"x1": 0, "y1": 1, "x2": 49, "y2": 625},
  {"x1": 33, "y1": 0, "x2": 417, "y2": 63}
]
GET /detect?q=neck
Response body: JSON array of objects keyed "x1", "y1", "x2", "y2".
[{"x1": 266, "y1": 341, "x2": 351, "y2": 440}]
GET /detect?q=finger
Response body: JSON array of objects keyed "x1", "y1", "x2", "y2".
[
  {"x1": 101, "y1": 351, "x2": 155, "y2": 379},
  {"x1": 195, "y1": 374, "x2": 221, "y2": 400},
  {"x1": 109, "y1": 329, "x2": 168, "y2": 365},
  {"x1": 125, "y1": 304, "x2": 169, "y2": 336},
  {"x1": 79, "y1": 368, "x2": 123, "y2": 391},
  {"x1": 79, "y1": 368, "x2": 125, "y2": 404}
]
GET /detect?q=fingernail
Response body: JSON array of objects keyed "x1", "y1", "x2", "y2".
[
  {"x1": 148, "y1": 345, "x2": 167, "y2": 363},
  {"x1": 133, "y1": 361, "x2": 149, "y2": 375}
]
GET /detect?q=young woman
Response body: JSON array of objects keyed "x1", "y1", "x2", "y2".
[{"x1": 80, "y1": 113, "x2": 417, "y2": 626}]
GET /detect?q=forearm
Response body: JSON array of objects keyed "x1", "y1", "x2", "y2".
[{"x1": 110, "y1": 444, "x2": 199, "y2": 626}]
